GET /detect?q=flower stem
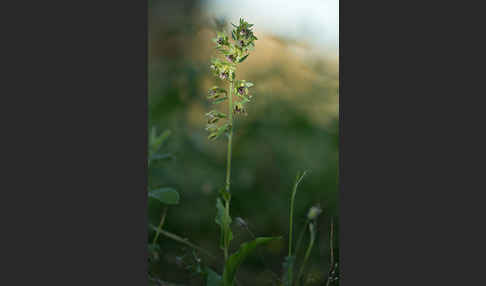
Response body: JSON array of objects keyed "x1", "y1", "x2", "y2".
[
  {"x1": 226, "y1": 81, "x2": 233, "y2": 194},
  {"x1": 224, "y1": 80, "x2": 234, "y2": 262},
  {"x1": 289, "y1": 171, "x2": 307, "y2": 255},
  {"x1": 297, "y1": 223, "x2": 316, "y2": 286}
]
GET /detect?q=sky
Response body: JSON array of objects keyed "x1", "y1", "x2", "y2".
[{"x1": 203, "y1": 0, "x2": 339, "y2": 54}]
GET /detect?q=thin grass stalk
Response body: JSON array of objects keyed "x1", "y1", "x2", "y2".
[{"x1": 152, "y1": 207, "x2": 168, "y2": 245}]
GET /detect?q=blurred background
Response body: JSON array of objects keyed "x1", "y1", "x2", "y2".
[{"x1": 148, "y1": 0, "x2": 339, "y2": 285}]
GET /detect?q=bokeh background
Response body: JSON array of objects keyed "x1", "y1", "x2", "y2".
[{"x1": 148, "y1": 0, "x2": 339, "y2": 285}]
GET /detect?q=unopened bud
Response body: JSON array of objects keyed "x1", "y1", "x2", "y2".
[{"x1": 307, "y1": 206, "x2": 322, "y2": 220}]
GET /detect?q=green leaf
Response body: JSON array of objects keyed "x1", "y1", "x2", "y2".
[
  {"x1": 215, "y1": 198, "x2": 232, "y2": 249},
  {"x1": 149, "y1": 188, "x2": 180, "y2": 205},
  {"x1": 237, "y1": 94, "x2": 250, "y2": 103},
  {"x1": 206, "y1": 110, "x2": 227, "y2": 118},
  {"x1": 212, "y1": 96, "x2": 228, "y2": 104},
  {"x1": 206, "y1": 268, "x2": 223, "y2": 286},
  {"x1": 150, "y1": 153, "x2": 174, "y2": 162},
  {"x1": 222, "y1": 237, "x2": 282, "y2": 286},
  {"x1": 208, "y1": 124, "x2": 229, "y2": 141},
  {"x1": 219, "y1": 187, "x2": 231, "y2": 202},
  {"x1": 149, "y1": 128, "x2": 171, "y2": 156},
  {"x1": 215, "y1": 197, "x2": 225, "y2": 226},
  {"x1": 238, "y1": 54, "x2": 249, "y2": 63}
]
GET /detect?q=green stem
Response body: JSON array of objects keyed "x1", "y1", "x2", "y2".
[
  {"x1": 159, "y1": 229, "x2": 215, "y2": 259},
  {"x1": 226, "y1": 81, "x2": 233, "y2": 195},
  {"x1": 294, "y1": 219, "x2": 310, "y2": 258},
  {"x1": 287, "y1": 171, "x2": 307, "y2": 286},
  {"x1": 152, "y1": 207, "x2": 168, "y2": 245},
  {"x1": 288, "y1": 191, "x2": 296, "y2": 286},
  {"x1": 289, "y1": 171, "x2": 307, "y2": 255},
  {"x1": 297, "y1": 223, "x2": 316, "y2": 286},
  {"x1": 289, "y1": 184, "x2": 295, "y2": 256},
  {"x1": 224, "y1": 80, "x2": 234, "y2": 262}
]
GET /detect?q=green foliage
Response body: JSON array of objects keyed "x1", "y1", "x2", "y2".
[
  {"x1": 208, "y1": 123, "x2": 230, "y2": 141},
  {"x1": 206, "y1": 268, "x2": 223, "y2": 286},
  {"x1": 286, "y1": 171, "x2": 308, "y2": 286},
  {"x1": 148, "y1": 243, "x2": 161, "y2": 264},
  {"x1": 289, "y1": 171, "x2": 308, "y2": 254},
  {"x1": 149, "y1": 187, "x2": 180, "y2": 205},
  {"x1": 148, "y1": 127, "x2": 171, "y2": 164},
  {"x1": 215, "y1": 197, "x2": 233, "y2": 250},
  {"x1": 297, "y1": 222, "x2": 316, "y2": 285},
  {"x1": 282, "y1": 255, "x2": 296, "y2": 286},
  {"x1": 222, "y1": 237, "x2": 281, "y2": 286}
]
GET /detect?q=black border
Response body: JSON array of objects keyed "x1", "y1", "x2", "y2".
[{"x1": 2, "y1": 0, "x2": 148, "y2": 284}]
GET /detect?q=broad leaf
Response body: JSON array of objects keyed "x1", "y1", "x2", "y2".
[
  {"x1": 222, "y1": 237, "x2": 281, "y2": 286},
  {"x1": 149, "y1": 188, "x2": 180, "y2": 205}
]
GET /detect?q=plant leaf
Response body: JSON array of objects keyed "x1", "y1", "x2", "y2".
[
  {"x1": 219, "y1": 187, "x2": 231, "y2": 203},
  {"x1": 149, "y1": 129, "x2": 171, "y2": 156},
  {"x1": 150, "y1": 153, "x2": 174, "y2": 162},
  {"x1": 212, "y1": 96, "x2": 228, "y2": 104},
  {"x1": 149, "y1": 188, "x2": 180, "y2": 205},
  {"x1": 215, "y1": 198, "x2": 232, "y2": 249},
  {"x1": 215, "y1": 198, "x2": 225, "y2": 249},
  {"x1": 206, "y1": 268, "x2": 223, "y2": 286},
  {"x1": 215, "y1": 198, "x2": 225, "y2": 226},
  {"x1": 238, "y1": 54, "x2": 249, "y2": 63},
  {"x1": 208, "y1": 124, "x2": 230, "y2": 141},
  {"x1": 222, "y1": 237, "x2": 281, "y2": 286}
]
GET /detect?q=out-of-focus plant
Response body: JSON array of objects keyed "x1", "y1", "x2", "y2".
[
  {"x1": 148, "y1": 127, "x2": 213, "y2": 284},
  {"x1": 283, "y1": 171, "x2": 308, "y2": 286},
  {"x1": 148, "y1": 128, "x2": 180, "y2": 267}
]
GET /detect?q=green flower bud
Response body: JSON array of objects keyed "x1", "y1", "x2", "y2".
[
  {"x1": 208, "y1": 116, "x2": 219, "y2": 124},
  {"x1": 208, "y1": 132, "x2": 218, "y2": 140},
  {"x1": 205, "y1": 124, "x2": 218, "y2": 133}
]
